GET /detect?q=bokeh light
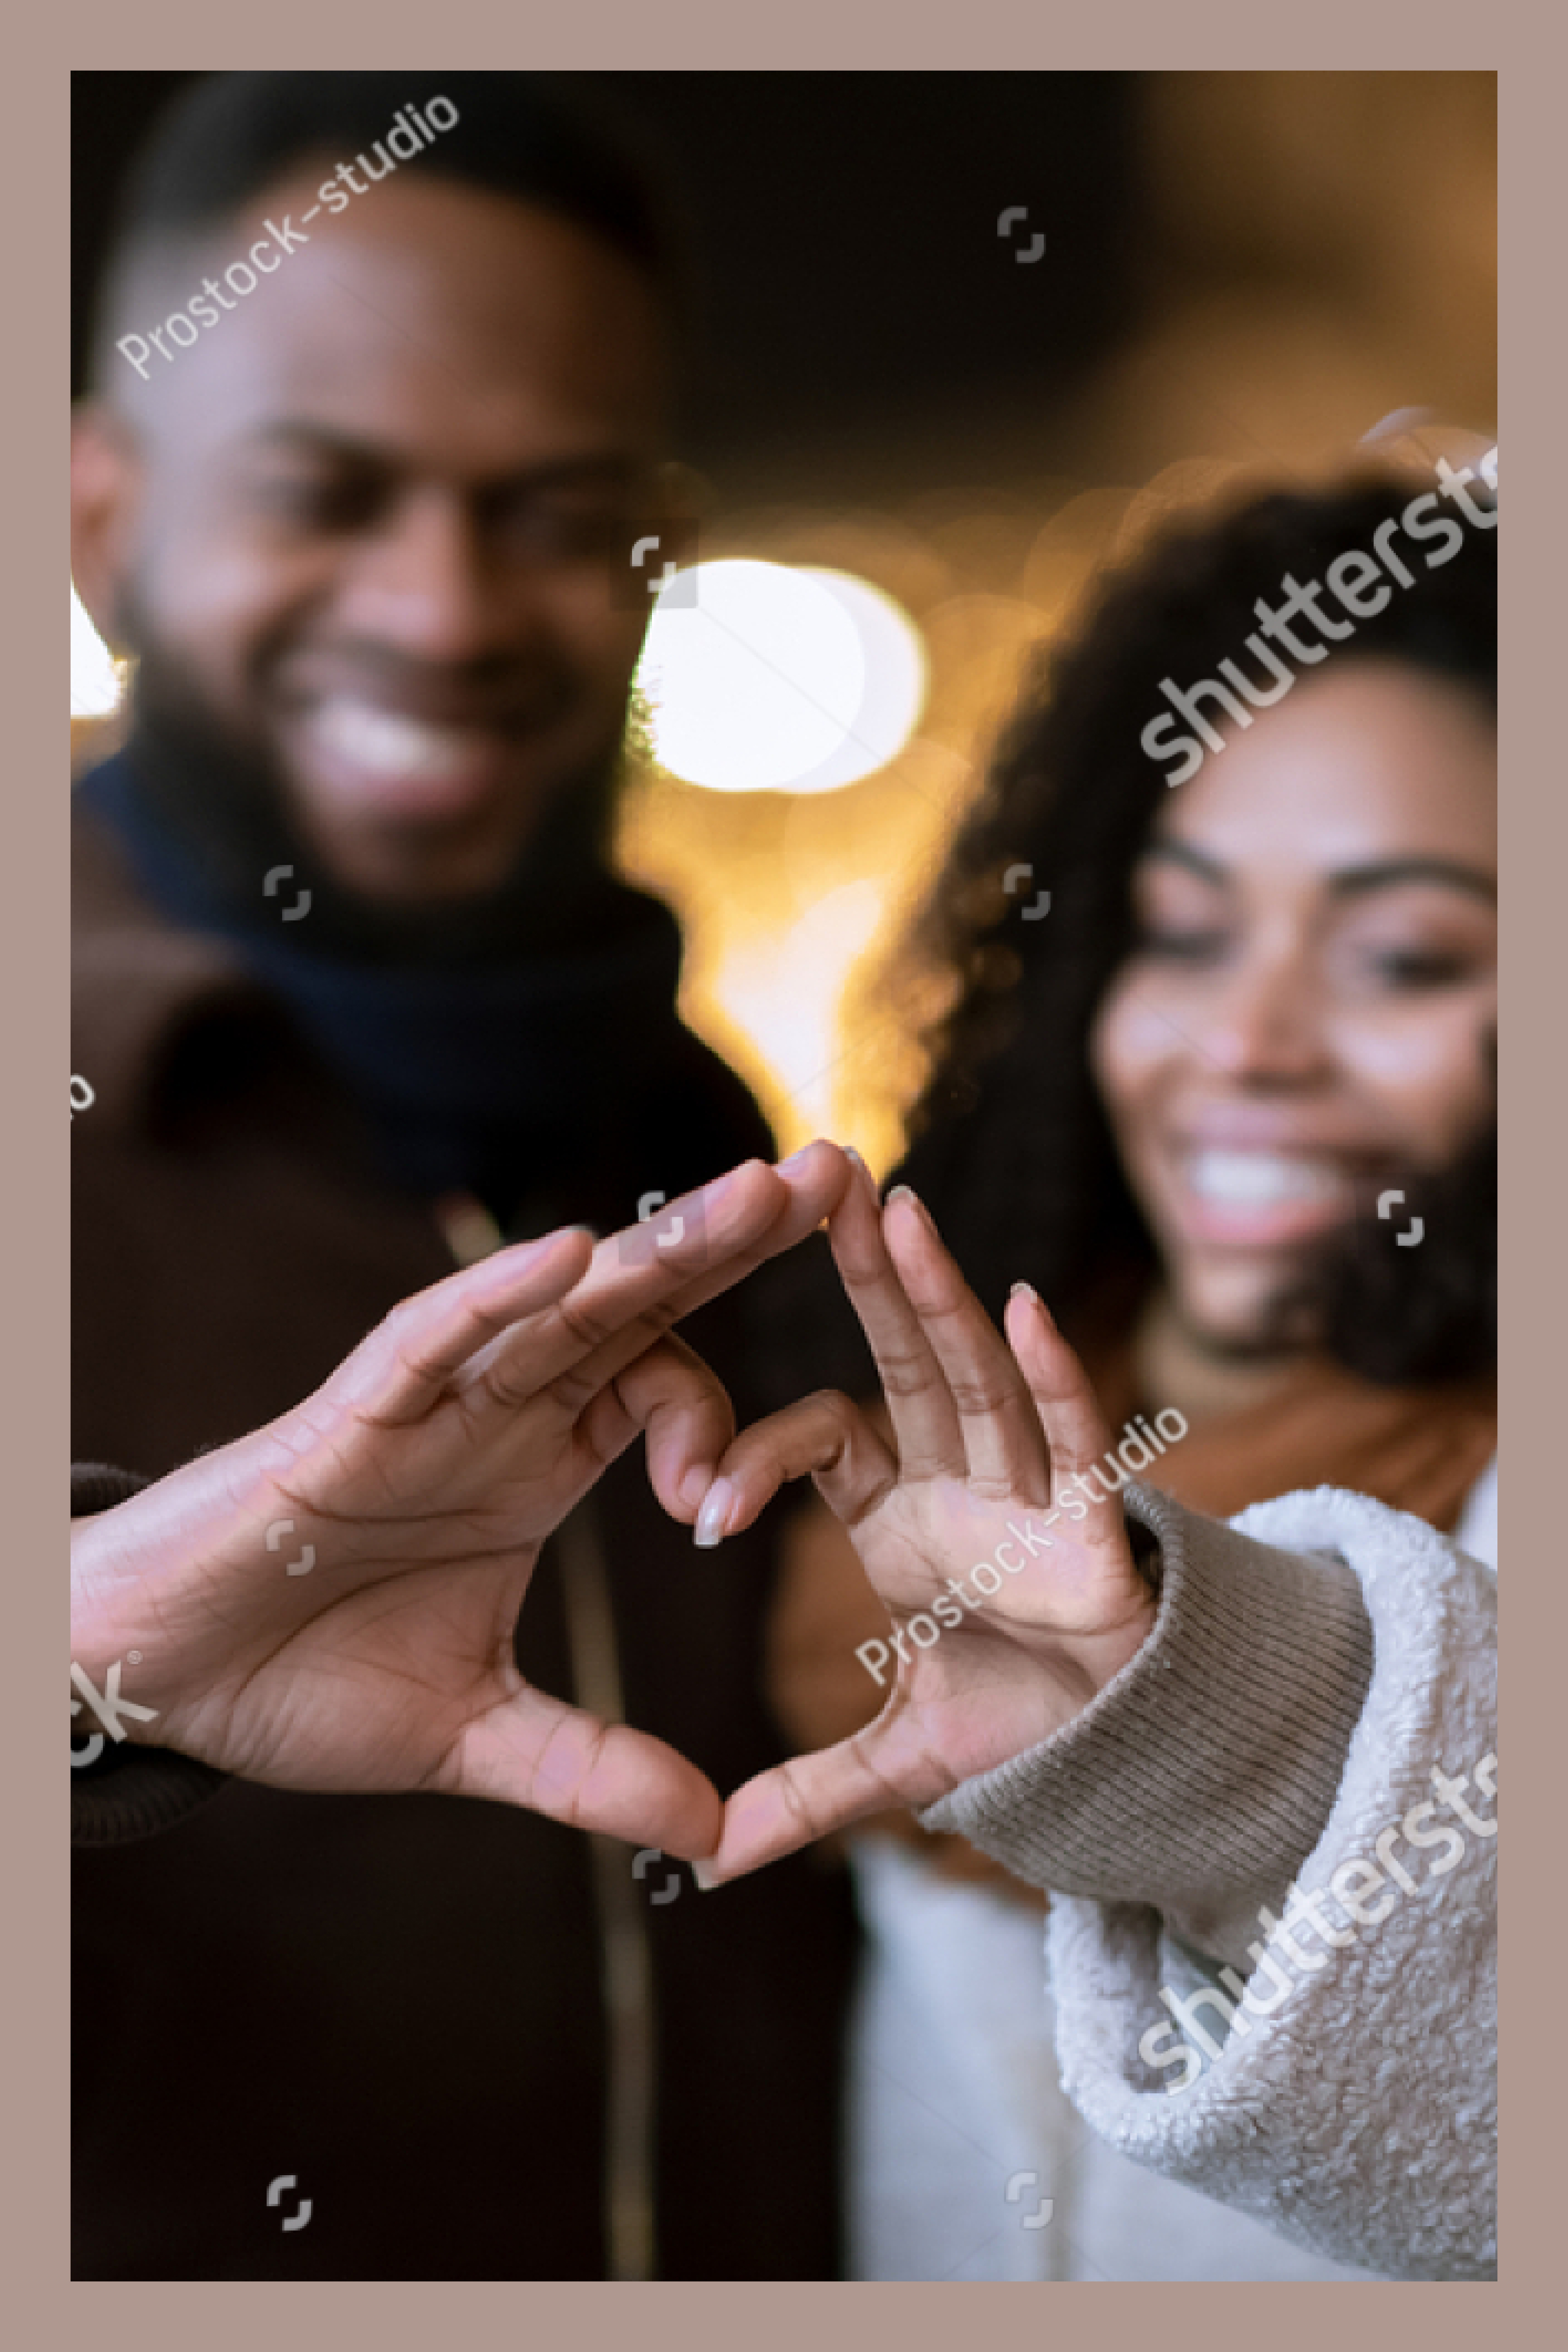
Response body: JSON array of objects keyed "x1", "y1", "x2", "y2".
[
  {"x1": 636, "y1": 560, "x2": 926, "y2": 794},
  {"x1": 71, "y1": 583, "x2": 122, "y2": 717}
]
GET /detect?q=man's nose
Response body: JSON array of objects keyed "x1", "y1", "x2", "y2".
[
  {"x1": 332, "y1": 492, "x2": 525, "y2": 665},
  {"x1": 1197, "y1": 948, "x2": 1329, "y2": 1082}
]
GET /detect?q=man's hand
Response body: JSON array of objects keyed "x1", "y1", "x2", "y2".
[
  {"x1": 690, "y1": 1156, "x2": 1159, "y2": 1882},
  {"x1": 70, "y1": 1145, "x2": 850, "y2": 1859}
]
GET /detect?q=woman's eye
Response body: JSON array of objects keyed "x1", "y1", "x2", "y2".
[{"x1": 1366, "y1": 948, "x2": 1472, "y2": 989}]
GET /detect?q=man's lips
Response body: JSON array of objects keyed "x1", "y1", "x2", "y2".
[{"x1": 283, "y1": 693, "x2": 550, "y2": 821}]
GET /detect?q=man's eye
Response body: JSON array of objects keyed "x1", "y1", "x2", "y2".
[
  {"x1": 250, "y1": 476, "x2": 384, "y2": 530},
  {"x1": 1137, "y1": 927, "x2": 1229, "y2": 964},
  {"x1": 502, "y1": 505, "x2": 632, "y2": 561}
]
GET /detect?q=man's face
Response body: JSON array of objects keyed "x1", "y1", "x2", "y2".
[{"x1": 74, "y1": 166, "x2": 677, "y2": 902}]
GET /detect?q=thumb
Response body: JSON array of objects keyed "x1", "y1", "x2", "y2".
[{"x1": 442, "y1": 1678, "x2": 725, "y2": 1858}]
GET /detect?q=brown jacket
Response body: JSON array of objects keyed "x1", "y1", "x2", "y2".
[{"x1": 71, "y1": 802, "x2": 854, "y2": 2281}]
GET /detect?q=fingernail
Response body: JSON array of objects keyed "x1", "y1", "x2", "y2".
[
  {"x1": 843, "y1": 1148, "x2": 876, "y2": 1196},
  {"x1": 776, "y1": 1143, "x2": 817, "y2": 1174},
  {"x1": 691, "y1": 1861, "x2": 724, "y2": 1891},
  {"x1": 701, "y1": 1167, "x2": 743, "y2": 1210},
  {"x1": 1010, "y1": 1279, "x2": 1054, "y2": 1327},
  {"x1": 679, "y1": 1464, "x2": 717, "y2": 1514},
  {"x1": 694, "y1": 1477, "x2": 737, "y2": 1549},
  {"x1": 884, "y1": 1184, "x2": 929, "y2": 1227}
]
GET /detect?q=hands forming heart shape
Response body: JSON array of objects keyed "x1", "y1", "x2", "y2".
[{"x1": 70, "y1": 1142, "x2": 1156, "y2": 1883}]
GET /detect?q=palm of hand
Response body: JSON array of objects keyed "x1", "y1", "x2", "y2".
[
  {"x1": 96, "y1": 1377, "x2": 580, "y2": 1795},
  {"x1": 832, "y1": 1470, "x2": 1153, "y2": 1791}
]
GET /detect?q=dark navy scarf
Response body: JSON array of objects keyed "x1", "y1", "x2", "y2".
[{"x1": 76, "y1": 735, "x2": 769, "y2": 1223}]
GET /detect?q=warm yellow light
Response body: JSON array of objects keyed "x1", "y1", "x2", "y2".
[
  {"x1": 636, "y1": 560, "x2": 926, "y2": 793},
  {"x1": 71, "y1": 583, "x2": 123, "y2": 716},
  {"x1": 708, "y1": 876, "x2": 888, "y2": 1135}
]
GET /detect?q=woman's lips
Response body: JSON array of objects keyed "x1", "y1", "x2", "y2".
[{"x1": 1168, "y1": 1145, "x2": 1361, "y2": 1246}]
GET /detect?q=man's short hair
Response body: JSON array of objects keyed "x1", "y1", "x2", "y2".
[{"x1": 89, "y1": 70, "x2": 688, "y2": 388}]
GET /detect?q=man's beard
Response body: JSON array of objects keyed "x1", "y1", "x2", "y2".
[{"x1": 119, "y1": 632, "x2": 633, "y2": 967}]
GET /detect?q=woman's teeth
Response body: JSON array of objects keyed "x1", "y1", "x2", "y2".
[
  {"x1": 313, "y1": 699, "x2": 476, "y2": 782},
  {"x1": 1185, "y1": 1149, "x2": 1352, "y2": 1208}
]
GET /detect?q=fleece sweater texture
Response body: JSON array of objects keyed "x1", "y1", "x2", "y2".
[{"x1": 920, "y1": 1479, "x2": 1497, "y2": 2281}]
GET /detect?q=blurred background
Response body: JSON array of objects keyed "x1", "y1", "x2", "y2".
[{"x1": 72, "y1": 71, "x2": 1497, "y2": 1167}]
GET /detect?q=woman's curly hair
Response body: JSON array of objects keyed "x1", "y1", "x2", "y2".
[{"x1": 885, "y1": 466, "x2": 1496, "y2": 1385}]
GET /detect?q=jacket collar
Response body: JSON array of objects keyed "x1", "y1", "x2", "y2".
[{"x1": 73, "y1": 807, "x2": 298, "y2": 1134}]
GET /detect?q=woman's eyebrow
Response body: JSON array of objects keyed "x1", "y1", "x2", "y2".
[
  {"x1": 1327, "y1": 858, "x2": 1496, "y2": 905},
  {"x1": 1140, "y1": 842, "x2": 1495, "y2": 905}
]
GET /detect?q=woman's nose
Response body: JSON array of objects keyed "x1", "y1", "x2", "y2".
[{"x1": 1196, "y1": 949, "x2": 1330, "y2": 1082}]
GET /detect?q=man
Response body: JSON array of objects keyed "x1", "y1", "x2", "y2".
[{"x1": 71, "y1": 72, "x2": 854, "y2": 2281}]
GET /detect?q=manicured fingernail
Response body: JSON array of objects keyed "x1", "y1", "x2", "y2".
[
  {"x1": 843, "y1": 1148, "x2": 877, "y2": 1195},
  {"x1": 679, "y1": 1464, "x2": 717, "y2": 1513},
  {"x1": 691, "y1": 1861, "x2": 724, "y2": 1891},
  {"x1": 694, "y1": 1477, "x2": 738, "y2": 1548},
  {"x1": 776, "y1": 1143, "x2": 817, "y2": 1173},
  {"x1": 1010, "y1": 1279, "x2": 1036, "y2": 1300},
  {"x1": 884, "y1": 1184, "x2": 929, "y2": 1227}
]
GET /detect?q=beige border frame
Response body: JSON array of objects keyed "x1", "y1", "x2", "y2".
[{"x1": 38, "y1": 15, "x2": 1538, "y2": 2342}]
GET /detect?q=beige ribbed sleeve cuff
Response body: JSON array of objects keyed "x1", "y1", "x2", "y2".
[
  {"x1": 71, "y1": 1464, "x2": 230, "y2": 1847},
  {"x1": 916, "y1": 1482, "x2": 1375, "y2": 1975}
]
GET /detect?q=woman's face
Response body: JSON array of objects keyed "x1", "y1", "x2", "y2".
[{"x1": 1089, "y1": 658, "x2": 1496, "y2": 1350}]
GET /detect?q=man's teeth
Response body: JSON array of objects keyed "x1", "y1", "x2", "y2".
[
  {"x1": 1186, "y1": 1150, "x2": 1350, "y2": 1208},
  {"x1": 314, "y1": 701, "x2": 474, "y2": 782}
]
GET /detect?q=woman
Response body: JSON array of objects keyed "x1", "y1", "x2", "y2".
[{"x1": 731, "y1": 461, "x2": 1497, "y2": 2281}]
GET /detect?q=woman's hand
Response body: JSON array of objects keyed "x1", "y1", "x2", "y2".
[
  {"x1": 70, "y1": 1146, "x2": 850, "y2": 1859},
  {"x1": 693, "y1": 1157, "x2": 1159, "y2": 1882}
]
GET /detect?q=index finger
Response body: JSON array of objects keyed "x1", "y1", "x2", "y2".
[
  {"x1": 465, "y1": 1143, "x2": 852, "y2": 1416},
  {"x1": 880, "y1": 1189, "x2": 1051, "y2": 1500}
]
